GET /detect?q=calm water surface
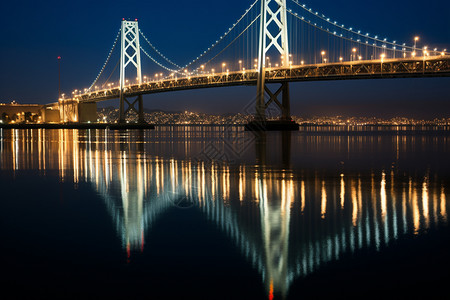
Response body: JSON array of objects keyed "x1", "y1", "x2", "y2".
[{"x1": 1, "y1": 127, "x2": 449, "y2": 299}]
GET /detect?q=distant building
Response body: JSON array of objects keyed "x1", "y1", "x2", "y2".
[{"x1": 0, "y1": 101, "x2": 43, "y2": 123}]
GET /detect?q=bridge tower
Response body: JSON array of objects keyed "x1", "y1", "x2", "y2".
[
  {"x1": 119, "y1": 20, "x2": 145, "y2": 124},
  {"x1": 248, "y1": 0, "x2": 297, "y2": 130}
]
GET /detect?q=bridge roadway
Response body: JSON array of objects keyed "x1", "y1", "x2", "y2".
[{"x1": 70, "y1": 56, "x2": 450, "y2": 103}]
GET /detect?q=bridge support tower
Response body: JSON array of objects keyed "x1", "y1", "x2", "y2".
[
  {"x1": 119, "y1": 20, "x2": 145, "y2": 124},
  {"x1": 246, "y1": 0, "x2": 298, "y2": 131}
]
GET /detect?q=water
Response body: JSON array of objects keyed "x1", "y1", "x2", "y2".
[{"x1": 0, "y1": 127, "x2": 449, "y2": 299}]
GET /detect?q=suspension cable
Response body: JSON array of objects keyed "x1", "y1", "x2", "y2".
[
  {"x1": 101, "y1": 59, "x2": 120, "y2": 88},
  {"x1": 199, "y1": 14, "x2": 261, "y2": 71},
  {"x1": 139, "y1": 29, "x2": 182, "y2": 69},
  {"x1": 289, "y1": 0, "x2": 429, "y2": 52},
  {"x1": 88, "y1": 28, "x2": 121, "y2": 91},
  {"x1": 288, "y1": 11, "x2": 404, "y2": 54},
  {"x1": 179, "y1": 0, "x2": 260, "y2": 72},
  {"x1": 140, "y1": 46, "x2": 182, "y2": 74}
]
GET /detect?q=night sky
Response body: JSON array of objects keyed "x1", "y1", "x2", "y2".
[{"x1": 0, "y1": 0, "x2": 449, "y2": 118}]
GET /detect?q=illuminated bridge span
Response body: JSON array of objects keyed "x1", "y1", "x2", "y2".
[
  {"x1": 55, "y1": 0, "x2": 450, "y2": 125},
  {"x1": 75, "y1": 57, "x2": 450, "y2": 103}
]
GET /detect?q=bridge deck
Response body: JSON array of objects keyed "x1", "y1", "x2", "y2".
[{"x1": 67, "y1": 56, "x2": 450, "y2": 103}]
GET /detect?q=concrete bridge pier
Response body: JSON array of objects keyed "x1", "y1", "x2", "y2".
[{"x1": 57, "y1": 101, "x2": 97, "y2": 123}]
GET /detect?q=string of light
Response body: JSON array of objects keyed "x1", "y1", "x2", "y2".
[
  {"x1": 178, "y1": 0, "x2": 260, "y2": 72},
  {"x1": 139, "y1": 29, "x2": 182, "y2": 69},
  {"x1": 198, "y1": 14, "x2": 261, "y2": 72},
  {"x1": 289, "y1": 0, "x2": 430, "y2": 52},
  {"x1": 288, "y1": 11, "x2": 406, "y2": 54},
  {"x1": 88, "y1": 28, "x2": 121, "y2": 91},
  {"x1": 140, "y1": 46, "x2": 182, "y2": 74}
]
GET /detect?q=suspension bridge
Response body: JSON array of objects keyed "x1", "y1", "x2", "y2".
[{"x1": 54, "y1": 0, "x2": 450, "y2": 129}]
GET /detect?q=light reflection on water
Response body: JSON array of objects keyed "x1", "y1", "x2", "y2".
[{"x1": 0, "y1": 127, "x2": 449, "y2": 298}]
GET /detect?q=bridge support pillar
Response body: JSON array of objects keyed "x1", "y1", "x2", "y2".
[
  {"x1": 119, "y1": 94, "x2": 145, "y2": 124},
  {"x1": 246, "y1": 0, "x2": 298, "y2": 131},
  {"x1": 246, "y1": 82, "x2": 298, "y2": 131},
  {"x1": 281, "y1": 82, "x2": 290, "y2": 121}
]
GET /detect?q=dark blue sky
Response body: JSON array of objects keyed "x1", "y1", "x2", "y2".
[{"x1": 1, "y1": 0, "x2": 449, "y2": 118}]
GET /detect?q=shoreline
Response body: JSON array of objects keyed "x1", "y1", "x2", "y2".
[
  {"x1": 0, "y1": 123, "x2": 449, "y2": 135},
  {"x1": 0, "y1": 123, "x2": 155, "y2": 130}
]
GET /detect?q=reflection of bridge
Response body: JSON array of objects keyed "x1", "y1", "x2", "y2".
[
  {"x1": 51, "y1": 0, "x2": 449, "y2": 125},
  {"x1": 1, "y1": 129, "x2": 448, "y2": 298}
]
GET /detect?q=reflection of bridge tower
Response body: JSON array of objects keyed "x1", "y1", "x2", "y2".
[
  {"x1": 119, "y1": 152, "x2": 145, "y2": 254},
  {"x1": 250, "y1": 0, "x2": 297, "y2": 130},
  {"x1": 258, "y1": 174, "x2": 293, "y2": 299},
  {"x1": 119, "y1": 20, "x2": 145, "y2": 124},
  {"x1": 254, "y1": 131, "x2": 292, "y2": 167}
]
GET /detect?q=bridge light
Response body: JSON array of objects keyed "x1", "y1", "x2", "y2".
[
  {"x1": 414, "y1": 36, "x2": 420, "y2": 50},
  {"x1": 339, "y1": 57, "x2": 343, "y2": 62}
]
